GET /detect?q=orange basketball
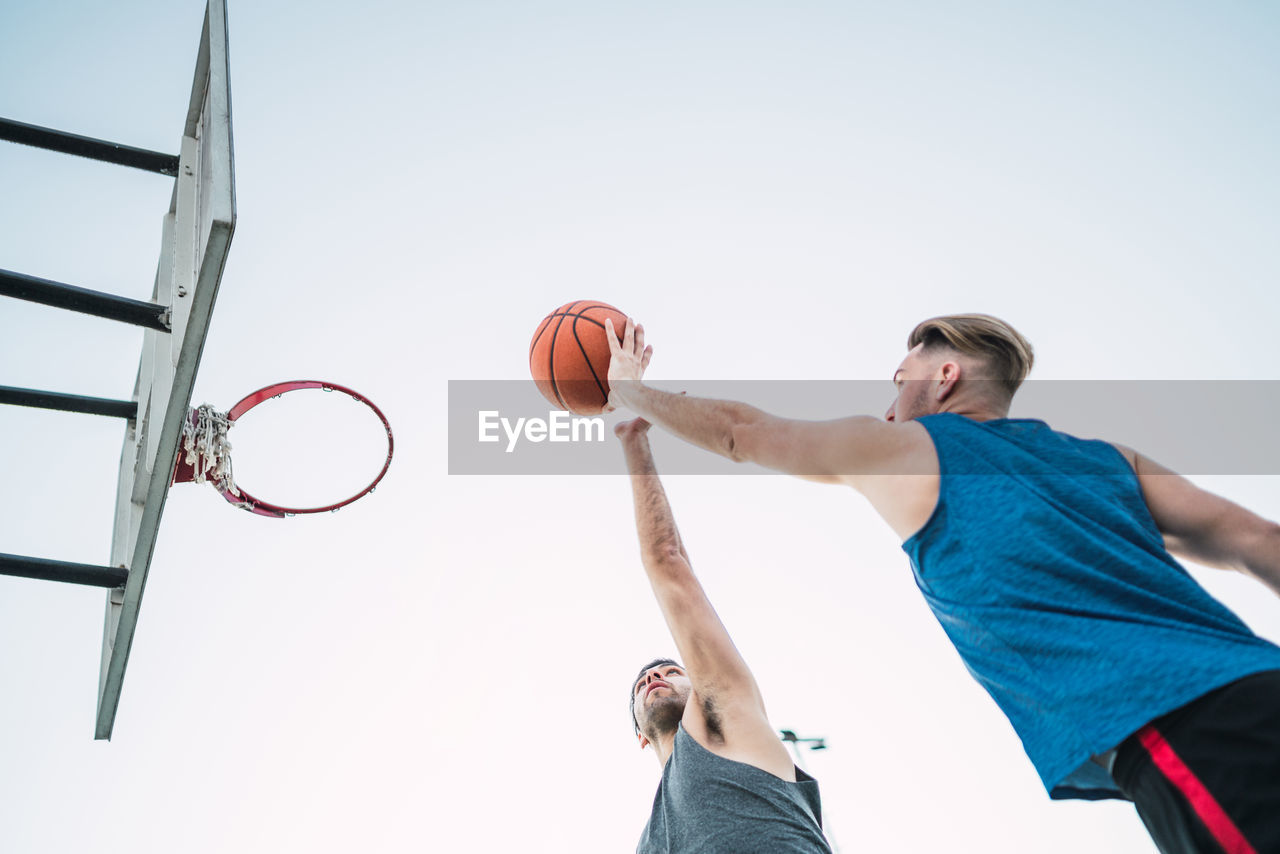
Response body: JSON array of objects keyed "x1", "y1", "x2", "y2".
[{"x1": 529, "y1": 300, "x2": 628, "y2": 415}]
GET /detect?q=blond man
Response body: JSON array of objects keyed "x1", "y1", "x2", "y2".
[{"x1": 605, "y1": 314, "x2": 1280, "y2": 854}]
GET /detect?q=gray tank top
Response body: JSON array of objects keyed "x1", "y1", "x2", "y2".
[{"x1": 637, "y1": 724, "x2": 831, "y2": 853}]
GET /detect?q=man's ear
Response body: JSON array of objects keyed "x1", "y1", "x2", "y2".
[
  {"x1": 637, "y1": 731, "x2": 651, "y2": 750},
  {"x1": 936, "y1": 360, "x2": 962, "y2": 401}
]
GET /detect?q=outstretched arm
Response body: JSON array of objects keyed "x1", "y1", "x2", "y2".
[
  {"x1": 1122, "y1": 447, "x2": 1280, "y2": 598},
  {"x1": 618, "y1": 418, "x2": 795, "y2": 777},
  {"x1": 605, "y1": 317, "x2": 927, "y2": 484}
]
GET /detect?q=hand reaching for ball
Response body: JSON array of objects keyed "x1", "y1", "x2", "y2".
[{"x1": 603, "y1": 316, "x2": 652, "y2": 413}]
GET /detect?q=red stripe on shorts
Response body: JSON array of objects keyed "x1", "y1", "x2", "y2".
[{"x1": 1137, "y1": 725, "x2": 1257, "y2": 854}]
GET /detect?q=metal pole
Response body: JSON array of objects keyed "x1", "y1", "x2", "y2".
[
  {"x1": 0, "y1": 269, "x2": 170, "y2": 331},
  {"x1": 781, "y1": 730, "x2": 841, "y2": 854},
  {"x1": 0, "y1": 554, "x2": 127, "y2": 588},
  {"x1": 0, "y1": 386, "x2": 137, "y2": 419},
  {"x1": 0, "y1": 117, "x2": 179, "y2": 176}
]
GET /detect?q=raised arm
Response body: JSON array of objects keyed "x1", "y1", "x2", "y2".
[
  {"x1": 617, "y1": 417, "x2": 795, "y2": 778},
  {"x1": 1120, "y1": 447, "x2": 1280, "y2": 598}
]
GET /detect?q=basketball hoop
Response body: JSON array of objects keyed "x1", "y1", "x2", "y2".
[{"x1": 172, "y1": 380, "x2": 393, "y2": 517}]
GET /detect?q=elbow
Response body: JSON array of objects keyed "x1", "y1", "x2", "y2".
[
  {"x1": 643, "y1": 548, "x2": 691, "y2": 578},
  {"x1": 1241, "y1": 521, "x2": 1280, "y2": 577},
  {"x1": 725, "y1": 421, "x2": 754, "y2": 463},
  {"x1": 644, "y1": 545, "x2": 684, "y2": 565}
]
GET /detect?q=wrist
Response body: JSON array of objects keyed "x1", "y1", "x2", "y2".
[
  {"x1": 620, "y1": 432, "x2": 651, "y2": 452},
  {"x1": 610, "y1": 379, "x2": 646, "y2": 409}
]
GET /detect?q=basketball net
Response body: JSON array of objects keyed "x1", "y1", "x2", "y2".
[{"x1": 178, "y1": 404, "x2": 241, "y2": 498}]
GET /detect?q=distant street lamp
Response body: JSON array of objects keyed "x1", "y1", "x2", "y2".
[
  {"x1": 779, "y1": 730, "x2": 840, "y2": 854},
  {"x1": 780, "y1": 729, "x2": 827, "y2": 751}
]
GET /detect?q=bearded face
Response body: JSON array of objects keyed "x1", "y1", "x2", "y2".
[{"x1": 632, "y1": 662, "x2": 692, "y2": 743}]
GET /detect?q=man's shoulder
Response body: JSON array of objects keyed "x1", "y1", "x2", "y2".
[{"x1": 856, "y1": 418, "x2": 939, "y2": 478}]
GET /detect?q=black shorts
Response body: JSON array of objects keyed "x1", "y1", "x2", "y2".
[{"x1": 1113, "y1": 670, "x2": 1280, "y2": 854}]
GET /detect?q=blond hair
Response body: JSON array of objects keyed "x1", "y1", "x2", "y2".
[{"x1": 907, "y1": 314, "x2": 1034, "y2": 397}]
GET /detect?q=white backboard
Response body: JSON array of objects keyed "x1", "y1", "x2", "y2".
[{"x1": 96, "y1": 0, "x2": 236, "y2": 740}]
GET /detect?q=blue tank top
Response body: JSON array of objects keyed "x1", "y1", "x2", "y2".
[{"x1": 903, "y1": 413, "x2": 1280, "y2": 800}]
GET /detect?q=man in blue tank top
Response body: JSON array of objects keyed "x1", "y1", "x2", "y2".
[
  {"x1": 615, "y1": 416, "x2": 831, "y2": 854},
  {"x1": 602, "y1": 314, "x2": 1280, "y2": 854}
]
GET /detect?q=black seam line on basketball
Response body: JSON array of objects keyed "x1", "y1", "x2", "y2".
[
  {"x1": 553, "y1": 305, "x2": 622, "y2": 403},
  {"x1": 529, "y1": 300, "x2": 586, "y2": 358},
  {"x1": 555, "y1": 304, "x2": 596, "y2": 401},
  {"x1": 538, "y1": 306, "x2": 618, "y2": 331},
  {"x1": 529, "y1": 317, "x2": 551, "y2": 360},
  {"x1": 536, "y1": 305, "x2": 621, "y2": 397},
  {"x1": 546, "y1": 308, "x2": 572, "y2": 411},
  {"x1": 546, "y1": 303, "x2": 616, "y2": 318},
  {"x1": 540, "y1": 312, "x2": 609, "y2": 326},
  {"x1": 528, "y1": 302, "x2": 573, "y2": 358},
  {"x1": 571, "y1": 313, "x2": 610, "y2": 404},
  {"x1": 535, "y1": 304, "x2": 619, "y2": 410},
  {"x1": 562, "y1": 303, "x2": 615, "y2": 315}
]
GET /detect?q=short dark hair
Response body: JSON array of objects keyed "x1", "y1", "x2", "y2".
[{"x1": 630, "y1": 658, "x2": 682, "y2": 734}]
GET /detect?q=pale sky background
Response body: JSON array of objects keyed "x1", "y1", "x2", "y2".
[{"x1": 2, "y1": 1, "x2": 1279, "y2": 852}]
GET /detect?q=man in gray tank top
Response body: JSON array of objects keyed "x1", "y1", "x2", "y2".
[{"x1": 616, "y1": 416, "x2": 832, "y2": 854}]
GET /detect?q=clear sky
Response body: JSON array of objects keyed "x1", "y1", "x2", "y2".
[{"x1": 2, "y1": 1, "x2": 1278, "y2": 852}]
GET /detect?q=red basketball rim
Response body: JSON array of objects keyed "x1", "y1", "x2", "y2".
[{"x1": 219, "y1": 380, "x2": 394, "y2": 518}]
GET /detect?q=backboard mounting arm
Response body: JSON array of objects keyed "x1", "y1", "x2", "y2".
[
  {"x1": 0, "y1": 116, "x2": 179, "y2": 176},
  {"x1": 0, "y1": 386, "x2": 138, "y2": 419},
  {"x1": 0, "y1": 268, "x2": 172, "y2": 331},
  {"x1": 0, "y1": 554, "x2": 128, "y2": 588}
]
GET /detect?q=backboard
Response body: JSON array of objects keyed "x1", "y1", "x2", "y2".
[{"x1": 96, "y1": 0, "x2": 236, "y2": 739}]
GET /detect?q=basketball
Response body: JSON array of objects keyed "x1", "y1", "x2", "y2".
[{"x1": 529, "y1": 300, "x2": 628, "y2": 415}]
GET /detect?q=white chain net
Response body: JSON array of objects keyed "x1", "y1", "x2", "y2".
[{"x1": 179, "y1": 404, "x2": 241, "y2": 498}]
